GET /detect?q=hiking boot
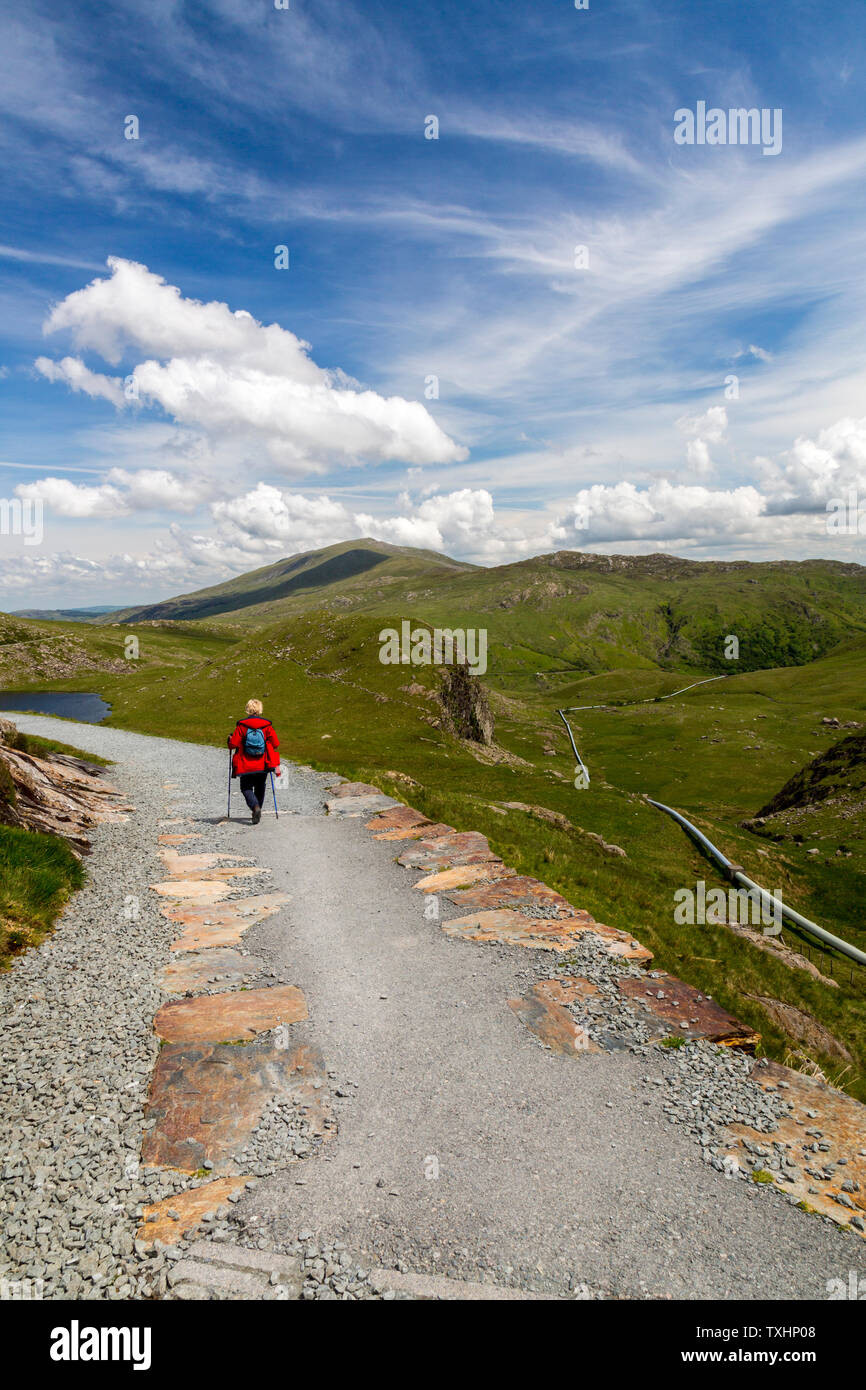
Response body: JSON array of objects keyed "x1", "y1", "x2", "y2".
[{"x1": 252, "y1": 806, "x2": 262, "y2": 825}]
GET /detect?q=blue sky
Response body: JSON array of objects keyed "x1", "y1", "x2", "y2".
[{"x1": 2, "y1": 0, "x2": 866, "y2": 605}]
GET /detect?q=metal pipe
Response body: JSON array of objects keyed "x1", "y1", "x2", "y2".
[
  {"x1": 557, "y1": 708, "x2": 590, "y2": 784},
  {"x1": 564, "y1": 674, "x2": 728, "y2": 713},
  {"x1": 646, "y1": 797, "x2": 866, "y2": 968}
]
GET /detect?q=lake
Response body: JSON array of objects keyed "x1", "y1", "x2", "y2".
[{"x1": 0, "y1": 691, "x2": 111, "y2": 723}]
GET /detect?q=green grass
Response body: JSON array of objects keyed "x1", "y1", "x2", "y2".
[{"x1": 0, "y1": 824, "x2": 84, "y2": 969}]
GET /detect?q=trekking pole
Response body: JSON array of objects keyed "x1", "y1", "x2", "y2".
[
  {"x1": 269, "y1": 769, "x2": 279, "y2": 820},
  {"x1": 227, "y1": 749, "x2": 232, "y2": 820}
]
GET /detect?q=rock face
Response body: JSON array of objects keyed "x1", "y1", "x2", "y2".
[
  {"x1": 753, "y1": 730, "x2": 866, "y2": 820},
  {"x1": 437, "y1": 665, "x2": 495, "y2": 745},
  {"x1": 0, "y1": 717, "x2": 129, "y2": 855}
]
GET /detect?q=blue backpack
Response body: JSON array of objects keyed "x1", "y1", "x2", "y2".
[{"x1": 242, "y1": 723, "x2": 267, "y2": 759}]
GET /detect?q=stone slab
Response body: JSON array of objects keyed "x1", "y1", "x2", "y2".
[
  {"x1": 154, "y1": 985, "x2": 308, "y2": 1043},
  {"x1": 327, "y1": 781, "x2": 384, "y2": 798},
  {"x1": 725, "y1": 1060, "x2": 866, "y2": 1235},
  {"x1": 442, "y1": 875, "x2": 580, "y2": 916},
  {"x1": 364, "y1": 805, "x2": 432, "y2": 832},
  {"x1": 159, "y1": 849, "x2": 249, "y2": 876},
  {"x1": 167, "y1": 1260, "x2": 272, "y2": 1297},
  {"x1": 373, "y1": 822, "x2": 456, "y2": 841},
  {"x1": 159, "y1": 866, "x2": 263, "y2": 884},
  {"x1": 161, "y1": 892, "x2": 290, "y2": 928},
  {"x1": 397, "y1": 831, "x2": 498, "y2": 870},
  {"x1": 164, "y1": 893, "x2": 291, "y2": 952},
  {"x1": 508, "y1": 979, "x2": 603, "y2": 1056},
  {"x1": 150, "y1": 879, "x2": 234, "y2": 903},
  {"x1": 159, "y1": 948, "x2": 265, "y2": 995},
  {"x1": 367, "y1": 1268, "x2": 556, "y2": 1300},
  {"x1": 142, "y1": 1041, "x2": 335, "y2": 1174},
  {"x1": 325, "y1": 794, "x2": 399, "y2": 817},
  {"x1": 618, "y1": 973, "x2": 759, "y2": 1050},
  {"x1": 166, "y1": 1244, "x2": 303, "y2": 1299},
  {"x1": 413, "y1": 863, "x2": 514, "y2": 893},
  {"x1": 137, "y1": 1176, "x2": 251, "y2": 1246},
  {"x1": 443, "y1": 908, "x2": 600, "y2": 952}
]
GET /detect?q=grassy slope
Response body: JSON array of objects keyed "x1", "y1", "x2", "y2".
[
  {"x1": 0, "y1": 828, "x2": 85, "y2": 969},
  {"x1": 100, "y1": 538, "x2": 477, "y2": 626}
]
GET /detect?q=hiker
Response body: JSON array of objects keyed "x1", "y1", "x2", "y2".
[{"x1": 228, "y1": 699, "x2": 280, "y2": 824}]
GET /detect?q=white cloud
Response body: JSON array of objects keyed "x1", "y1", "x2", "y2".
[
  {"x1": 38, "y1": 258, "x2": 467, "y2": 474},
  {"x1": 761, "y1": 416, "x2": 866, "y2": 512},
  {"x1": 105, "y1": 468, "x2": 215, "y2": 513},
  {"x1": 676, "y1": 405, "x2": 728, "y2": 443},
  {"x1": 548, "y1": 479, "x2": 768, "y2": 545},
  {"x1": 676, "y1": 405, "x2": 728, "y2": 478},
  {"x1": 15, "y1": 476, "x2": 126, "y2": 519},
  {"x1": 15, "y1": 468, "x2": 216, "y2": 517},
  {"x1": 34, "y1": 354, "x2": 125, "y2": 407}
]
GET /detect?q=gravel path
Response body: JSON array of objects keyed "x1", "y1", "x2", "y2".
[{"x1": 2, "y1": 712, "x2": 864, "y2": 1301}]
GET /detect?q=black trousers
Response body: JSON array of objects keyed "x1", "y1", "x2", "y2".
[{"x1": 239, "y1": 771, "x2": 267, "y2": 812}]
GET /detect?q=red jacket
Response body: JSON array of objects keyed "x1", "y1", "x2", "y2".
[{"x1": 228, "y1": 716, "x2": 280, "y2": 776}]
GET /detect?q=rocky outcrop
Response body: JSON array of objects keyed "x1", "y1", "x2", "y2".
[
  {"x1": 0, "y1": 718, "x2": 130, "y2": 855},
  {"x1": 437, "y1": 665, "x2": 494, "y2": 745}
]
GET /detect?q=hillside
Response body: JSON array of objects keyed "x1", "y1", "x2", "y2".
[
  {"x1": 101, "y1": 539, "x2": 477, "y2": 626},
  {"x1": 743, "y1": 728, "x2": 866, "y2": 856},
  {"x1": 99, "y1": 542, "x2": 866, "y2": 679}
]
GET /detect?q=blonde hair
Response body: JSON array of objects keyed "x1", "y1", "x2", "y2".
[{"x1": 245, "y1": 698, "x2": 263, "y2": 716}]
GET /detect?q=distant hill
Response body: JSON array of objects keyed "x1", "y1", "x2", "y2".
[
  {"x1": 11, "y1": 606, "x2": 125, "y2": 623},
  {"x1": 100, "y1": 539, "x2": 476, "y2": 626},
  {"x1": 100, "y1": 542, "x2": 866, "y2": 679}
]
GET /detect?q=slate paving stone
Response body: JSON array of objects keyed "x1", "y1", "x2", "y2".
[
  {"x1": 154, "y1": 984, "x2": 308, "y2": 1043},
  {"x1": 618, "y1": 973, "x2": 760, "y2": 1050},
  {"x1": 141, "y1": 1041, "x2": 334, "y2": 1174},
  {"x1": 725, "y1": 1060, "x2": 866, "y2": 1234},
  {"x1": 508, "y1": 979, "x2": 604, "y2": 1056},
  {"x1": 364, "y1": 805, "x2": 432, "y2": 832},
  {"x1": 443, "y1": 908, "x2": 604, "y2": 951},
  {"x1": 372, "y1": 821, "x2": 456, "y2": 841},
  {"x1": 150, "y1": 879, "x2": 233, "y2": 903},
  {"x1": 327, "y1": 782, "x2": 384, "y2": 798},
  {"x1": 325, "y1": 794, "x2": 399, "y2": 817},
  {"x1": 412, "y1": 863, "x2": 515, "y2": 893},
  {"x1": 162, "y1": 893, "x2": 291, "y2": 951},
  {"x1": 443, "y1": 874, "x2": 583, "y2": 915},
  {"x1": 138, "y1": 1177, "x2": 251, "y2": 1246},
  {"x1": 397, "y1": 831, "x2": 499, "y2": 870},
  {"x1": 158, "y1": 947, "x2": 266, "y2": 995}
]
